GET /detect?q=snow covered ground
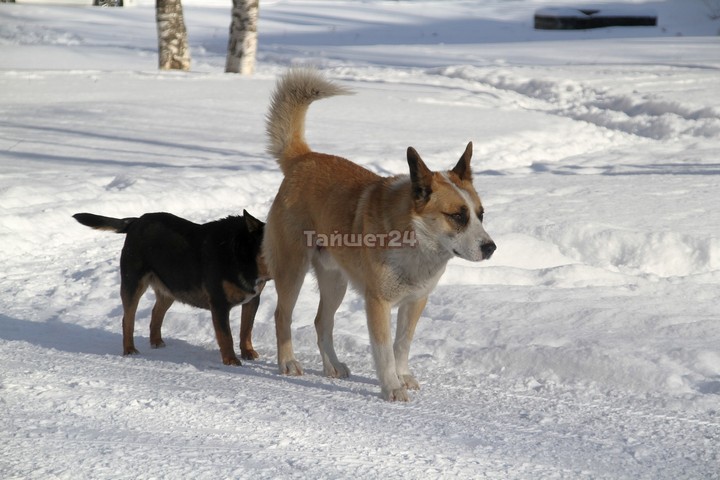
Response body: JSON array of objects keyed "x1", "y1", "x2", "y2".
[{"x1": 1, "y1": 0, "x2": 719, "y2": 478}]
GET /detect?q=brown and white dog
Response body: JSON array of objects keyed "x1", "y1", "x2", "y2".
[{"x1": 263, "y1": 69, "x2": 496, "y2": 401}]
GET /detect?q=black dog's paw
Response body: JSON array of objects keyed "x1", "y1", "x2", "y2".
[
  {"x1": 241, "y1": 348, "x2": 259, "y2": 360},
  {"x1": 222, "y1": 355, "x2": 242, "y2": 366}
]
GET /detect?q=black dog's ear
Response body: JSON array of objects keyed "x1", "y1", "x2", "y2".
[
  {"x1": 243, "y1": 210, "x2": 264, "y2": 234},
  {"x1": 407, "y1": 147, "x2": 433, "y2": 208},
  {"x1": 451, "y1": 141, "x2": 473, "y2": 182}
]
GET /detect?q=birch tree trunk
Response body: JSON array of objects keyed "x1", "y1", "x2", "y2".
[
  {"x1": 156, "y1": 0, "x2": 191, "y2": 71},
  {"x1": 225, "y1": 0, "x2": 259, "y2": 75}
]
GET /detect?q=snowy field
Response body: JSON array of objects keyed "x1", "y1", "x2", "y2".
[{"x1": 1, "y1": 0, "x2": 720, "y2": 478}]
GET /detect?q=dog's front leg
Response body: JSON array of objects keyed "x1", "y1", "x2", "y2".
[
  {"x1": 366, "y1": 295, "x2": 408, "y2": 401},
  {"x1": 395, "y1": 296, "x2": 427, "y2": 391},
  {"x1": 211, "y1": 305, "x2": 241, "y2": 366},
  {"x1": 239, "y1": 293, "x2": 261, "y2": 360}
]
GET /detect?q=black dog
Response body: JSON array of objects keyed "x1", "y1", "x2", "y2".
[{"x1": 73, "y1": 210, "x2": 269, "y2": 365}]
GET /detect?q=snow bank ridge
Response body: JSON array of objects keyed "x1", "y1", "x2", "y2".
[
  {"x1": 536, "y1": 223, "x2": 720, "y2": 278},
  {"x1": 0, "y1": 24, "x2": 82, "y2": 46},
  {"x1": 438, "y1": 66, "x2": 720, "y2": 140}
]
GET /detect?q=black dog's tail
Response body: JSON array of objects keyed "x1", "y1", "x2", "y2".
[{"x1": 73, "y1": 213, "x2": 137, "y2": 234}]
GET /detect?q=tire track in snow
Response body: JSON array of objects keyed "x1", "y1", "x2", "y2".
[
  {"x1": 413, "y1": 381, "x2": 719, "y2": 478},
  {"x1": 0, "y1": 342, "x2": 518, "y2": 478},
  {"x1": 4, "y1": 340, "x2": 717, "y2": 478}
]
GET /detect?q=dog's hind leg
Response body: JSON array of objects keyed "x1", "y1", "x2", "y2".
[
  {"x1": 149, "y1": 290, "x2": 173, "y2": 349},
  {"x1": 211, "y1": 304, "x2": 241, "y2": 366},
  {"x1": 264, "y1": 204, "x2": 310, "y2": 375},
  {"x1": 239, "y1": 291, "x2": 262, "y2": 360},
  {"x1": 312, "y1": 257, "x2": 350, "y2": 378},
  {"x1": 394, "y1": 296, "x2": 427, "y2": 390},
  {"x1": 120, "y1": 276, "x2": 148, "y2": 356},
  {"x1": 273, "y1": 254, "x2": 309, "y2": 376}
]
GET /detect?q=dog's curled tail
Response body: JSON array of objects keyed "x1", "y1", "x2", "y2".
[
  {"x1": 73, "y1": 213, "x2": 136, "y2": 234},
  {"x1": 266, "y1": 68, "x2": 353, "y2": 173}
]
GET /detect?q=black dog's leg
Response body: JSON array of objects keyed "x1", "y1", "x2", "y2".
[
  {"x1": 211, "y1": 304, "x2": 241, "y2": 366},
  {"x1": 120, "y1": 278, "x2": 148, "y2": 356},
  {"x1": 240, "y1": 292, "x2": 261, "y2": 360},
  {"x1": 150, "y1": 291, "x2": 174, "y2": 349}
]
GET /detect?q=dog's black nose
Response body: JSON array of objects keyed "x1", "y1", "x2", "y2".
[{"x1": 481, "y1": 241, "x2": 496, "y2": 259}]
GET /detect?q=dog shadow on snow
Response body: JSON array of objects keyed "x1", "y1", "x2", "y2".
[{"x1": 0, "y1": 313, "x2": 380, "y2": 399}]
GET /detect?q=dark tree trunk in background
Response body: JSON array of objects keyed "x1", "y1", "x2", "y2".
[
  {"x1": 225, "y1": 0, "x2": 259, "y2": 74},
  {"x1": 156, "y1": 0, "x2": 191, "y2": 71}
]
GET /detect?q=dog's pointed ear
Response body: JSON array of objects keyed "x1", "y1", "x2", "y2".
[
  {"x1": 451, "y1": 141, "x2": 473, "y2": 182},
  {"x1": 243, "y1": 210, "x2": 264, "y2": 233},
  {"x1": 407, "y1": 146, "x2": 433, "y2": 208}
]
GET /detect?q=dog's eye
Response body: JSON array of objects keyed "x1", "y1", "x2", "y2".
[
  {"x1": 477, "y1": 210, "x2": 484, "y2": 223},
  {"x1": 444, "y1": 208, "x2": 469, "y2": 227}
]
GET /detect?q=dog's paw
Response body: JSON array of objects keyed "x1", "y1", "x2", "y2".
[
  {"x1": 324, "y1": 362, "x2": 350, "y2": 379},
  {"x1": 280, "y1": 360, "x2": 304, "y2": 376},
  {"x1": 382, "y1": 387, "x2": 410, "y2": 402},
  {"x1": 240, "y1": 348, "x2": 259, "y2": 360},
  {"x1": 123, "y1": 347, "x2": 140, "y2": 356},
  {"x1": 150, "y1": 339, "x2": 166, "y2": 349},
  {"x1": 400, "y1": 374, "x2": 420, "y2": 390},
  {"x1": 222, "y1": 355, "x2": 242, "y2": 366}
]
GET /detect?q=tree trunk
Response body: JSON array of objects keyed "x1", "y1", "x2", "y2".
[
  {"x1": 156, "y1": 0, "x2": 191, "y2": 71},
  {"x1": 225, "y1": 0, "x2": 259, "y2": 75}
]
